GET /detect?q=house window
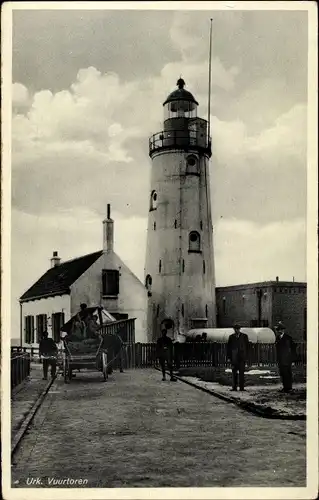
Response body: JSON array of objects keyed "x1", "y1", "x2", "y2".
[
  {"x1": 150, "y1": 190, "x2": 158, "y2": 211},
  {"x1": 189, "y1": 231, "x2": 201, "y2": 252},
  {"x1": 25, "y1": 315, "x2": 34, "y2": 344},
  {"x1": 51, "y1": 312, "x2": 65, "y2": 342},
  {"x1": 186, "y1": 155, "x2": 199, "y2": 175},
  {"x1": 102, "y1": 269, "x2": 120, "y2": 296},
  {"x1": 145, "y1": 274, "x2": 152, "y2": 296},
  {"x1": 159, "y1": 260, "x2": 162, "y2": 273},
  {"x1": 203, "y1": 260, "x2": 206, "y2": 274},
  {"x1": 36, "y1": 314, "x2": 47, "y2": 343}
]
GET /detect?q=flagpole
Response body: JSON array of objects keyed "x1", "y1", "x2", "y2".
[{"x1": 207, "y1": 18, "x2": 213, "y2": 144}]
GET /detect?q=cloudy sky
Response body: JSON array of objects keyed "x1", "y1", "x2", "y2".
[{"x1": 11, "y1": 6, "x2": 309, "y2": 338}]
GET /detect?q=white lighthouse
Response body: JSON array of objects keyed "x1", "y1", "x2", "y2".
[{"x1": 144, "y1": 78, "x2": 216, "y2": 341}]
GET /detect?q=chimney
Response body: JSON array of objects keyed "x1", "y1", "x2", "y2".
[
  {"x1": 103, "y1": 203, "x2": 114, "y2": 252},
  {"x1": 276, "y1": 276, "x2": 279, "y2": 282},
  {"x1": 50, "y1": 251, "x2": 61, "y2": 268}
]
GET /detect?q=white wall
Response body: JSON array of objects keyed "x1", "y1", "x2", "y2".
[
  {"x1": 70, "y1": 252, "x2": 148, "y2": 343},
  {"x1": 21, "y1": 295, "x2": 71, "y2": 346}
]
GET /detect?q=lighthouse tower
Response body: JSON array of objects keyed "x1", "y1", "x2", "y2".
[{"x1": 145, "y1": 78, "x2": 216, "y2": 341}]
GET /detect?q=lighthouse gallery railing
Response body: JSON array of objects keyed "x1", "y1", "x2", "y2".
[{"x1": 149, "y1": 130, "x2": 211, "y2": 157}]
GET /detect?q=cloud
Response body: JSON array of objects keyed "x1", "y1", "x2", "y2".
[
  {"x1": 212, "y1": 103, "x2": 307, "y2": 167},
  {"x1": 214, "y1": 217, "x2": 306, "y2": 286},
  {"x1": 12, "y1": 10, "x2": 181, "y2": 93},
  {"x1": 12, "y1": 82, "x2": 29, "y2": 105},
  {"x1": 11, "y1": 48, "x2": 240, "y2": 220}
]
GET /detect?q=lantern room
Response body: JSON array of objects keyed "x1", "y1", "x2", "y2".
[
  {"x1": 163, "y1": 78, "x2": 198, "y2": 120},
  {"x1": 149, "y1": 78, "x2": 211, "y2": 158}
]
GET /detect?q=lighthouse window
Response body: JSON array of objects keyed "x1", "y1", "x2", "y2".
[
  {"x1": 182, "y1": 259, "x2": 185, "y2": 272},
  {"x1": 174, "y1": 219, "x2": 177, "y2": 228},
  {"x1": 205, "y1": 305, "x2": 208, "y2": 318},
  {"x1": 181, "y1": 304, "x2": 184, "y2": 316},
  {"x1": 189, "y1": 231, "x2": 201, "y2": 252},
  {"x1": 153, "y1": 222, "x2": 156, "y2": 231},
  {"x1": 145, "y1": 274, "x2": 152, "y2": 296},
  {"x1": 159, "y1": 260, "x2": 162, "y2": 273},
  {"x1": 203, "y1": 260, "x2": 206, "y2": 274},
  {"x1": 186, "y1": 155, "x2": 199, "y2": 175},
  {"x1": 150, "y1": 190, "x2": 158, "y2": 211}
]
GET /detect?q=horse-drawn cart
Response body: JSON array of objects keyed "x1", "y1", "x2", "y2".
[
  {"x1": 62, "y1": 337, "x2": 108, "y2": 383},
  {"x1": 60, "y1": 305, "x2": 136, "y2": 382}
]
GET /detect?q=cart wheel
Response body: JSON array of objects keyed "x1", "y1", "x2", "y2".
[
  {"x1": 63, "y1": 356, "x2": 69, "y2": 384},
  {"x1": 102, "y1": 352, "x2": 108, "y2": 381}
]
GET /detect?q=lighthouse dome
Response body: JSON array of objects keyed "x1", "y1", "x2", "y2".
[{"x1": 163, "y1": 78, "x2": 199, "y2": 107}]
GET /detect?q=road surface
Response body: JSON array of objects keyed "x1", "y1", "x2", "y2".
[{"x1": 12, "y1": 369, "x2": 306, "y2": 488}]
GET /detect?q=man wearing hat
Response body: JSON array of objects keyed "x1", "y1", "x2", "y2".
[
  {"x1": 275, "y1": 322, "x2": 296, "y2": 393},
  {"x1": 227, "y1": 324, "x2": 249, "y2": 391}
]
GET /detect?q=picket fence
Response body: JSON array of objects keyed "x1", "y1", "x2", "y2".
[
  {"x1": 11, "y1": 342, "x2": 306, "y2": 371},
  {"x1": 11, "y1": 352, "x2": 31, "y2": 389}
]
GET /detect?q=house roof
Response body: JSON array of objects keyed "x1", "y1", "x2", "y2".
[
  {"x1": 216, "y1": 281, "x2": 307, "y2": 292},
  {"x1": 20, "y1": 250, "x2": 103, "y2": 302}
]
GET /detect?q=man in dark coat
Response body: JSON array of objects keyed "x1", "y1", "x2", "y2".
[
  {"x1": 227, "y1": 324, "x2": 249, "y2": 391},
  {"x1": 275, "y1": 322, "x2": 296, "y2": 393},
  {"x1": 39, "y1": 331, "x2": 58, "y2": 380},
  {"x1": 156, "y1": 329, "x2": 176, "y2": 381}
]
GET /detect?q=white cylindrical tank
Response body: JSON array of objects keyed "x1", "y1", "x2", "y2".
[{"x1": 183, "y1": 327, "x2": 276, "y2": 344}]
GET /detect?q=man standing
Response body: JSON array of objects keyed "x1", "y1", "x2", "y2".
[
  {"x1": 39, "y1": 331, "x2": 58, "y2": 380},
  {"x1": 275, "y1": 322, "x2": 296, "y2": 393},
  {"x1": 227, "y1": 324, "x2": 249, "y2": 391},
  {"x1": 156, "y1": 329, "x2": 176, "y2": 382}
]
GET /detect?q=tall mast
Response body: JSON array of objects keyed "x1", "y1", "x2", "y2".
[{"x1": 207, "y1": 18, "x2": 213, "y2": 142}]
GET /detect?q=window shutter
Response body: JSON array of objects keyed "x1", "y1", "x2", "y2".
[{"x1": 102, "y1": 270, "x2": 119, "y2": 296}]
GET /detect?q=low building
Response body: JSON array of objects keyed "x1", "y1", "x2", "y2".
[
  {"x1": 19, "y1": 205, "x2": 147, "y2": 346},
  {"x1": 215, "y1": 278, "x2": 307, "y2": 341}
]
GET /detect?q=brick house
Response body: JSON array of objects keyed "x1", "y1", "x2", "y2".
[{"x1": 215, "y1": 279, "x2": 307, "y2": 341}]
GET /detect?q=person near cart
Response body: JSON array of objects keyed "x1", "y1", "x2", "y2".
[
  {"x1": 39, "y1": 331, "x2": 58, "y2": 380},
  {"x1": 156, "y1": 329, "x2": 176, "y2": 382}
]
